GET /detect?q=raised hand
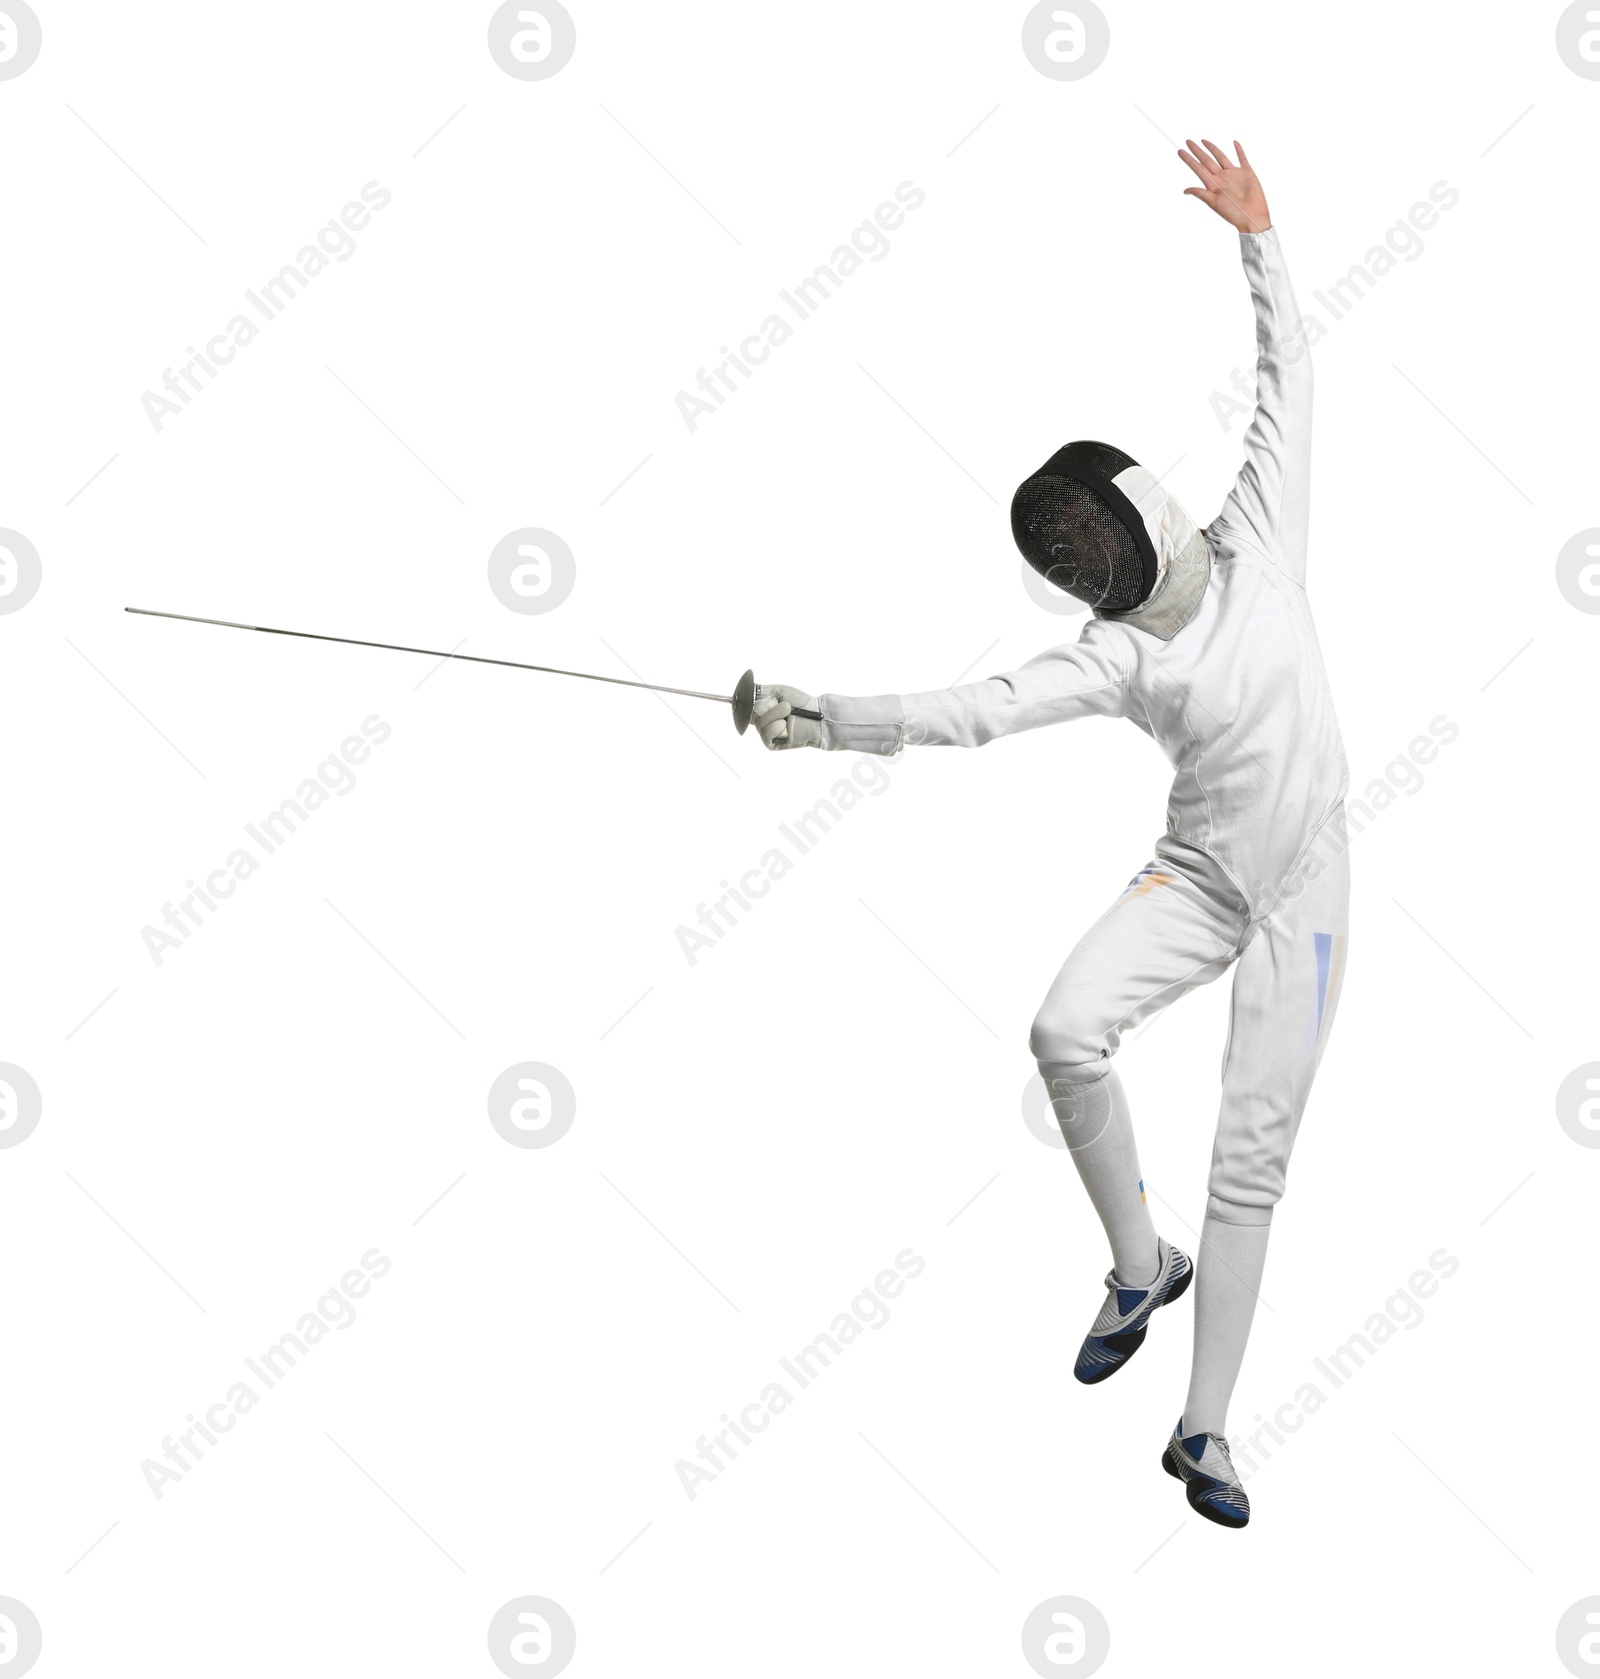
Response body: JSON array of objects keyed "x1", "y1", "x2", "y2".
[{"x1": 1178, "y1": 140, "x2": 1271, "y2": 235}]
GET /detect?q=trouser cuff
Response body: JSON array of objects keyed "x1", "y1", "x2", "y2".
[{"x1": 1205, "y1": 1194, "x2": 1273, "y2": 1227}]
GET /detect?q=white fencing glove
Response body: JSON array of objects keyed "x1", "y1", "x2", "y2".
[{"x1": 751, "y1": 684, "x2": 822, "y2": 750}]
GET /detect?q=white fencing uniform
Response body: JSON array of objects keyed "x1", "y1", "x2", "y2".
[{"x1": 815, "y1": 226, "x2": 1350, "y2": 1218}]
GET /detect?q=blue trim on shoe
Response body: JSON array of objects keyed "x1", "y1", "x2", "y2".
[
  {"x1": 1072, "y1": 1241, "x2": 1192, "y2": 1384},
  {"x1": 1163, "y1": 1420, "x2": 1250, "y2": 1529}
]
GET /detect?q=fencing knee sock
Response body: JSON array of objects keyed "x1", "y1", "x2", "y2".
[
  {"x1": 1039, "y1": 1062, "x2": 1159, "y2": 1287},
  {"x1": 1181, "y1": 1196, "x2": 1272, "y2": 1437}
]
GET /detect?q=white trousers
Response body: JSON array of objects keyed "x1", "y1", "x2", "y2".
[{"x1": 1029, "y1": 828, "x2": 1350, "y2": 1212}]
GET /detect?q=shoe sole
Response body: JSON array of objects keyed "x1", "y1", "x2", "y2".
[
  {"x1": 1161, "y1": 1440, "x2": 1249, "y2": 1529},
  {"x1": 1073, "y1": 1260, "x2": 1192, "y2": 1385}
]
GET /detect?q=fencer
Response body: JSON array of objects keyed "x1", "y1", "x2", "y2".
[{"x1": 749, "y1": 141, "x2": 1349, "y2": 1528}]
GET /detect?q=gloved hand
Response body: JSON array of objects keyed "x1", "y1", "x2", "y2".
[{"x1": 751, "y1": 684, "x2": 821, "y2": 750}]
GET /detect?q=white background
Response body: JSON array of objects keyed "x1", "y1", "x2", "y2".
[{"x1": 3, "y1": 2, "x2": 1597, "y2": 1674}]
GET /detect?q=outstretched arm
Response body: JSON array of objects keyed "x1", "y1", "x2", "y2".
[
  {"x1": 1181, "y1": 140, "x2": 1314, "y2": 584},
  {"x1": 751, "y1": 623, "x2": 1131, "y2": 754}
]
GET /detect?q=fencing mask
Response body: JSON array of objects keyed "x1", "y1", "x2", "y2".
[
  {"x1": 1010, "y1": 441, "x2": 1158, "y2": 612},
  {"x1": 1011, "y1": 441, "x2": 1210, "y2": 639}
]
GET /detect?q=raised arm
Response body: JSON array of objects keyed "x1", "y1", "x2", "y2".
[
  {"x1": 1180, "y1": 140, "x2": 1313, "y2": 583},
  {"x1": 751, "y1": 621, "x2": 1131, "y2": 755}
]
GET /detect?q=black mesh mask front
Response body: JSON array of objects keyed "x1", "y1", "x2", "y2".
[{"x1": 1010, "y1": 441, "x2": 1158, "y2": 613}]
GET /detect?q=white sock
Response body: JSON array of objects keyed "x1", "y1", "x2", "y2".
[
  {"x1": 1182, "y1": 1196, "x2": 1272, "y2": 1436},
  {"x1": 1038, "y1": 1062, "x2": 1159, "y2": 1287}
]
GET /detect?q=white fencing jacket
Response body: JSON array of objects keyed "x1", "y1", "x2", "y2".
[{"x1": 818, "y1": 228, "x2": 1348, "y2": 920}]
